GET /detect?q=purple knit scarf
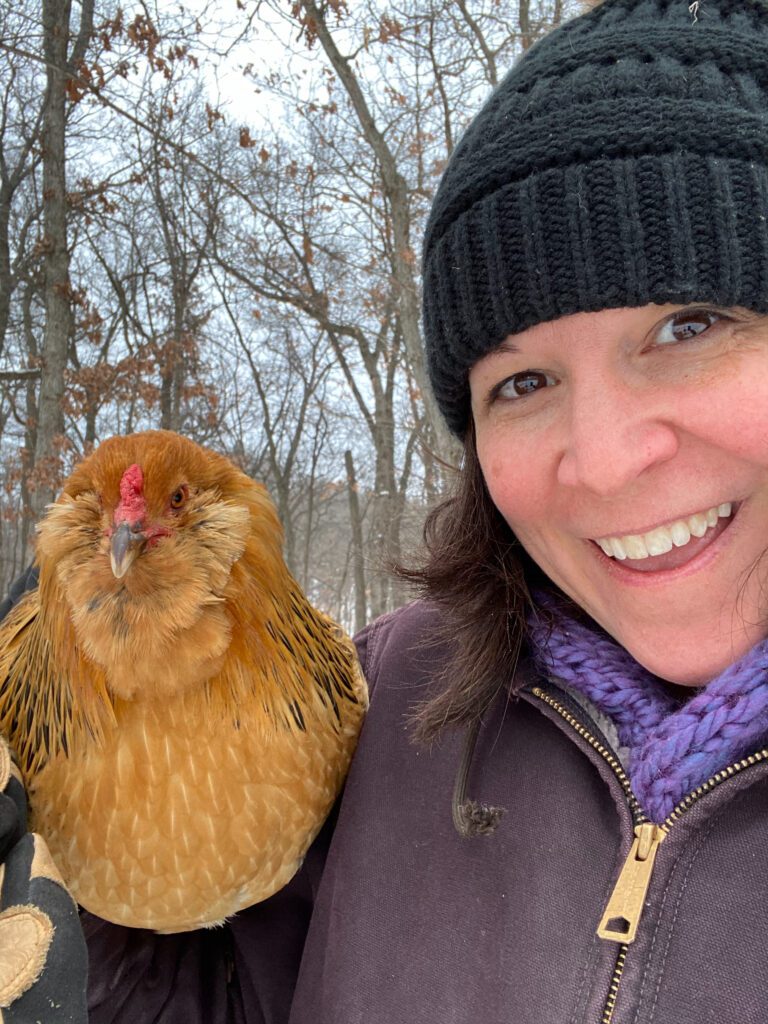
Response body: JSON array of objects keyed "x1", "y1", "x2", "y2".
[{"x1": 527, "y1": 604, "x2": 768, "y2": 822}]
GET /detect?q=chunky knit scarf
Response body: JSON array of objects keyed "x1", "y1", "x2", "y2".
[{"x1": 527, "y1": 607, "x2": 768, "y2": 822}]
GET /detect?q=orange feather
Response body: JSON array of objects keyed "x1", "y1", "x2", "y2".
[{"x1": 0, "y1": 431, "x2": 367, "y2": 932}]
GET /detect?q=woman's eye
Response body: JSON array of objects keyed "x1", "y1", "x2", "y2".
[
  {"x1": 655, "y1": 308, "x2": 724, "y2": 345},
  {"x1": 495, "y1": 370, "x2": 556, "y2": 401}
]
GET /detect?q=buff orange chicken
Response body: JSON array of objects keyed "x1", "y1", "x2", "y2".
[{"x1": 0, "y1": 430, "x2": 367, "y2": 932}]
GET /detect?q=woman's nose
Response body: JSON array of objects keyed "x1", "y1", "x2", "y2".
[{"x1": 555, "y1": 386, "x2": 679, "y2": 496}]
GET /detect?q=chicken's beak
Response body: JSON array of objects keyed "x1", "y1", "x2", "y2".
[{"x1": 110, "y1": 522, "x2": 147, "y2": 579}]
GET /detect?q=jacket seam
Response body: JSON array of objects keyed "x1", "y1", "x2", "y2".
[
  {"x1": 361, "y1": 614, "x2": 391, "y2": 693},
  {"x1": 632, "y1": 804, "x2": 728, "y2": 1024},
  {"x1": 644, "y1": 814, "x2": 718, "y2": 1024},
  {"x1": 567, "y1": 928, "x2": 603, "y2": 1024},
  {"x1": 361, "y1": 603, "x2": 423, "y2": 696}
]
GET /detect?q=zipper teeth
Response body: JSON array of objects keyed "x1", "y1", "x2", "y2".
[
  {"x1": 531, "y1": 686, "x2": 641, "y2": 1024},
  {"x1": 530, "y1": 685, "x2": 768, "y2": 1024},
  {"x1": 531, "y1": 686, "x2": 646, "y2": 821},
  {"x1": 663, "y1": 748, "x2": 768, "y2": 826},
  {"x1": 601, "y1": 944, "x2": 628, "y2": 1024}
]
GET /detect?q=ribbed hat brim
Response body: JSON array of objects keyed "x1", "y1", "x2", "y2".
[
  {"x1": 421, "y1": 0, "x2": 768, "y2": 436},
  {"x1": 425, "y1": 152, "x2": 768, "y2": 435}
]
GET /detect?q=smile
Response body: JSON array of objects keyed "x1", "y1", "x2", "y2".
[{"x1": 593, "y1": 503, "x2": 733, "y2": 560}]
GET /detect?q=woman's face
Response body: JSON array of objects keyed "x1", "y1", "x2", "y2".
[{"x1": 469, "y1": 304, "x2": 768, "y2": 685}]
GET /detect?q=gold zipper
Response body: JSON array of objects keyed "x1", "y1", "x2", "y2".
[
  {"x1": 663, "y1": 751, "x2": 768, "y2": 825},
  {"x1": 530, "y1": 687, "x2": 645, "y2": 821},
  {"x1": 601, "y1": 750, "x2": 768, "y2": 950},
  {"x1": 531, "y1": 685, "x2": 649, "y2": 1024},
  {"x1": 601, "y1": 944, "x2": 627, "y2": 1024},
  {"x1": 597, "y1": 822, "x2": 666, "y2": 943},
  {"x1": 530, "y1": 685, "x2": 768, "y2": 1024}
]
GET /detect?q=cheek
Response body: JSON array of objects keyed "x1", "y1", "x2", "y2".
[
  {"x1": 680, "y1": 379, "x2": 768, "y2": 463},
  {"x1": 684, "y1": 342, "x2": 768, "y2": 451},
  {"x1": 724, "y1": 400, "x2": 768, "y2": 460},
  {"x1": 478, "y1": 436, "x2": 553, "y2": 531}
]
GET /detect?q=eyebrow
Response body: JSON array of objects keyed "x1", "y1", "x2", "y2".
[{"x1": 487, "y1": 339, "x2": 521, "y2": 356}]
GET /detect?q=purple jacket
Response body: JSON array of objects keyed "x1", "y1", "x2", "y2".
[{"x1": 86, "y1": 600, "x2": 768, "y2": 1023}]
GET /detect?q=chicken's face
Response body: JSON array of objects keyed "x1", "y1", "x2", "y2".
[{"x1": 35, "y1": 431, "x2": 279, "y2": 702}]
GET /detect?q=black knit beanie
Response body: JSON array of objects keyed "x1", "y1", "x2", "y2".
[{"x1": 422, "y1": 0, "x2": 768, "y2": 436}]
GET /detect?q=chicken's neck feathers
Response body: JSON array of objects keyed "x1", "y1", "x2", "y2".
[
  {"x1": 215, "y1": 558, "x2": 366, "y2": 736},
  {"x1": 0, "y1": 571, "x2": 115, "y2": 782}
]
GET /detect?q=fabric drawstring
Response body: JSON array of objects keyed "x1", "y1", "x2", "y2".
[
  {"x1": 451, "y1": 717, "x2": 504, "y2": 837},
  {"x1": 528, "y1": 603, "x2": 768, "y2": 822}
]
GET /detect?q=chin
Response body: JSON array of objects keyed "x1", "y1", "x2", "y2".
[{"x1": 619, "y1": 632, "x2": 760, "y2": 688}]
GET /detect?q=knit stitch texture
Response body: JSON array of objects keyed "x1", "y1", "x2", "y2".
[
  {"x1": 422, "y1": 0, "x2": 768, "y2": 435},
  {"x1": 527, "y1": 606, "x2": 768, "y2": 822}
]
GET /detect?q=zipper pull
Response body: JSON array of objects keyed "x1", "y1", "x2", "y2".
[{"x1": 597, "y1": 822, "x2": 666, "y2": 944}]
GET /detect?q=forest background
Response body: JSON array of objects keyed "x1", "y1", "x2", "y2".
[{"x1": 0, "y1": 0, "x2": 580, "y2": 631}]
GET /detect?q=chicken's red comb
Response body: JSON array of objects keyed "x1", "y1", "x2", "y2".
[{"x1": 115, "y1": 463, "x2": 146, "y2": 524}]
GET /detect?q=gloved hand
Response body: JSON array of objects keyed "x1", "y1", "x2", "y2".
[{"x1": 0, "y1": 736, "x2": 87, "y2": 1023}]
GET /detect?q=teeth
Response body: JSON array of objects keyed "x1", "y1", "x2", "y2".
[
  {"x1": 669, "y1": 521, "x2": 691, "y2": 547},
  {"x1": 645, "y1": 527, "x2": 673, "y2": 556},
  {"x1": 594, "y1": 502, "x2": 732, "y2": 561},
  {"x1": 609, "y1": 538, "x2": 627, "y2": 560},
  {"x1": 689, "y1": 513, "x2": 708, "y2": 538},
  {"x1": 623, "y1": 535, "x2": 648, "y2": 559},
  {"x1": 598, "y1": 538, "x2": 628, "y2": 559}
]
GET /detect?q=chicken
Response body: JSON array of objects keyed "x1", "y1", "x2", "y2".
[{"x1": 0, "y1": 430, "x2": 367, "y2": 932}]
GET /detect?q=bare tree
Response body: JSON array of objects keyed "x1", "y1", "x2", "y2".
[
  {"x1": 0, "y1": 0, "x2": 576, "y2": 618},
  {"x1": 33, "y1": 0, "x2": 94, "y2": 517}
]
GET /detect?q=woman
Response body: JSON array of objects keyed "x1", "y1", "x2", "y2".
[
  {"x1": 9, "y1": 0, "x2": 768, "y2": 1020},
  {"x1": 290, "y1": 0, "x2": 768, "y2": 1019}
]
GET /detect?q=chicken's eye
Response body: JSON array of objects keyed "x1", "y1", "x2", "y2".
[{"x1": 169, "y1": 485, "x2": 188, "y2": 511}]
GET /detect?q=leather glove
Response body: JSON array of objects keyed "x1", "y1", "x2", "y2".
[{"x1": 0, "y1": 736, "x2": 87, "y2": 1023}]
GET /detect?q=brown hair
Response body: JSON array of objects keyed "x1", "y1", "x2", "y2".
[{"x1": 399, "y1": 422, "x2": 549, "y2": 744}]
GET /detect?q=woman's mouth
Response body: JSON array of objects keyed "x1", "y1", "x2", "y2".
[{"x1": 591, "y1": 502, "x2": 737, "y2": 574}]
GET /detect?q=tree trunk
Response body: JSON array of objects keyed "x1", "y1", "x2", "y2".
[
  {"x1": 298, "y1": 0, "x2": 460, "y2": 467},
  {"x1": 344, "y1": 450, "x2": 367, "y2": 633},
  {"x1": 33, "y1": 0, "x2": 74, "y2": 519},
  {"x1": 0, "y1": 196, "x2": 13, "y2": 356},
  {"x1": 368, "y1": 396, "x2": 399, "y2": 618},
  {"x1": 159, "y1": 342, "x2": 175, "y2": 430},
  {"x1": 519, "y1": 0, "x2": 533, "y2": 50}
]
